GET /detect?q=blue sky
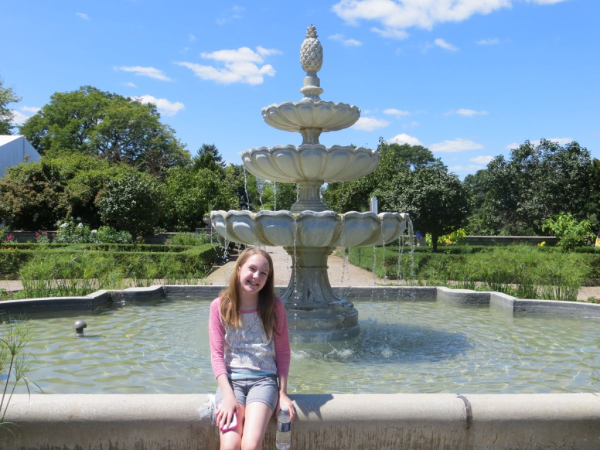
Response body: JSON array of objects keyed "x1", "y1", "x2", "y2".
[{"x1": 2, "y1": 0, "x2": 599, "y2": 178}]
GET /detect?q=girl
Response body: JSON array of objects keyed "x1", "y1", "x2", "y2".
[{"x1": 209, "y1": 247, "x2": 295, "y2": 450}]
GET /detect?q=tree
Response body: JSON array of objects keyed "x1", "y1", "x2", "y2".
[
  {"x1": 0, "y1": 154, "x2": 133, "y2": 230},
  {"x1": 0, "y1": 79, "x2": 21, "y2": 135},
  {"x1": 97, "y1": 171, "x2": 164, "y2": 243},
  {"x1": 162, "y1": 166, "x2": 237, "y2": 230},
  {"x1": 376, "y1": 166, "x2": 471, "y2": 252},
  {"x1": 19, "y1": 86, "x2": 190, "y2": 178},
  {"x1": 323, "y1": 140, "x2": 445, "y2": 212},
  {"x1": 193, "y1": 143, "x2": 226, "y2": 174},
  {"x1": 479, "y1": 140, "x2": 595, "y2": 235}
]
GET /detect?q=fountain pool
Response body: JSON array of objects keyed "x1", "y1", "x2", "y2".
[{"x1": 19, "y1": 296, "x2": 600, "y2": 395}]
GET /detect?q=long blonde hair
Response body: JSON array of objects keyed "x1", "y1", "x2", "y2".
[{"x1": 219, "y1": 247, "x2": 277, "y2": 339}]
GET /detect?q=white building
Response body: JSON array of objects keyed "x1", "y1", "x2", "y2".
[{"x1": 0, "y1": 135, "x2": 41, "y2": 176}]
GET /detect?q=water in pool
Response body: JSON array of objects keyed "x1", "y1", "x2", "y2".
[{"x1": 11, "y1": 298, "x2": 600, "y2": 394}]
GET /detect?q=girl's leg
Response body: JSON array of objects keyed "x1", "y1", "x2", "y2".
[
  {"x1": 240, "y1": 402, "x2": 273, "y2": 450},
  {"x1": 220, "y1": 404, "x2": 246, "y2": 450}
]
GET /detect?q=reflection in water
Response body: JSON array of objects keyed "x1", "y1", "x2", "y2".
[{"x1": 9, "y1": 298, "x2": 600, "y2": 394}]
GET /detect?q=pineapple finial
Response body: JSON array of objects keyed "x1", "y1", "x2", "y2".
[{"x1": 300, "y1": 25, "x2": 324, "y2": 101}]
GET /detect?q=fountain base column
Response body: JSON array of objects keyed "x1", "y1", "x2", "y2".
[{"x1": 282, "y1": 246, "x2": 359, "y2": 342}]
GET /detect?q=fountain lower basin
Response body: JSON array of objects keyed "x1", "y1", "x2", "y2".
[
  {"x1": 210, "y1": 210, "x2": 410, "y2": 247},
  {"x1": 12, "y1": 288, "x2": 600, "y2": 394}
]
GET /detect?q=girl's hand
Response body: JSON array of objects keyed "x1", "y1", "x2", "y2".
[
  {"x1": 277, "y1": 393, "x2": 295, "y2": 422},
  {"x1": 216, "y1": 395, "x2": 239, "y2": 430}
]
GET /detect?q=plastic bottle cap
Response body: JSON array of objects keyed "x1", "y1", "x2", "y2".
[{"x1": 281, "y1": 405, "x2": 289, "y2": 412}]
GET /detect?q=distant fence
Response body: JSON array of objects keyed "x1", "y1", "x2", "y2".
[{"x1": 459, "y1": 236, "x2": 559, "y2": 246}]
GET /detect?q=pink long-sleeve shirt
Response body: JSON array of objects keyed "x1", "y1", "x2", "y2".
[{"x1": 209, "y1": 297, "x2": 291, "y2": 380}]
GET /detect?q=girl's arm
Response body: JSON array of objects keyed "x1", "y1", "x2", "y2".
[
  {"x1": 209, "y1": 298, "x2": 238, "y2": 429},
  {"x1": 277, "y1": 374, "x2": 295, "y2": 422},
  {"x1": 273, "y1": 299, "x2": 294, "y2": 420}
]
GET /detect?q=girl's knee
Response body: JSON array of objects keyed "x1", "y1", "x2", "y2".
[
  {"x1": 220, "y1": 434, "x2": 241, "y2": 450},
  {"x1": 241, "y1": 438, "x2": 263, "y2": 450}
]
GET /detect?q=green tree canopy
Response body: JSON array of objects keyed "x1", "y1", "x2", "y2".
[
  {"x1": 0, "y1": 154, "x2": 135, "y2": 229},
  {"x1": 323, "y1": 140, "x2": 444, "y2": 212},
  {"x1": 375, "y1": 166, "x2": 471, "y2": 252},
  {"x1": 97, "y1": 171, "x2": 164, "y2": 242},
  {"x1": 477, "y1": 139, "x2": 595, "y2": 235},
  {"x1": 162, "y1": 166, "x2": 237, "y2": 231},
  {"x1": 193, "y1": 143, "x2": 226, "y2": 174},
  {"x1": 0, "y1": 79, "x2": 21, "y2": 135},
  {"x1": 19, "y1": 86, "x2": 190, "y2": 178}
]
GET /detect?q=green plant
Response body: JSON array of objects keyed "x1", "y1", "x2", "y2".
[
  {"x1": 0, "y1": 319, "x2": 40, "y2": 424},
  {"x1": 425, "y1": 228, "x2": 468, "y2": 246},
  {"x1": 542, "y1": 212, "x2": 592, "y2": 251},
  {"x1": 166, "y1": 232, "x2": 211, "y2": 246}
]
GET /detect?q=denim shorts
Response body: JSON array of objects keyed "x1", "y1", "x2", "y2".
[{"x1": 215, "y1": 375, "x2": 279, "y2": 412}]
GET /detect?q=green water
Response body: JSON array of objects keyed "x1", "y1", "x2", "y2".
[{"x1": 13, "y1": 298, "x2": 600, "y2": 394}]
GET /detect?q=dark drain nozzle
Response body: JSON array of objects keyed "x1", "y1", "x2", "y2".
[{"x1": 73, "y1": 320, "x2": 87, "y2": 337}]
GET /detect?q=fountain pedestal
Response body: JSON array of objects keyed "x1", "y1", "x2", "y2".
[{"x1": 282, "y1": 246, "x2": 359, "y2": 342}]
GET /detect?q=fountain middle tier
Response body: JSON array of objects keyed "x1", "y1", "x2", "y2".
[
  {"x1": 242, "y1": 144, "x2": 379, "y2": 184},
  {"x1": 210, "y1": 210, "x2": 410, "y2": 248}
]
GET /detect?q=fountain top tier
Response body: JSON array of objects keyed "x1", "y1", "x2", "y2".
[{"x1": 260, "y1": 25, "x2": 361, "y2": 147}]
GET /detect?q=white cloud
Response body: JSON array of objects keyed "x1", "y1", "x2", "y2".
[
  {"x1": 549, "y1": 137, "x2": 573, "y2": 146},
  {"x1": 371, "y1": 27, "x2": 408, "y2": 40},
  {"x1": 431, "y1": 138, "x2": 484, "y2": 153},
  {"x1": 329, "y1": 34, "x2": 362, "y2": 47},
  {"x1": 135, "y1": 95, "x2": 185, "y2": 117},
  {"x1": 21, "y1": 106, "x2": 41, "y2": 113},
  {"x1": 217, "y1": 6, "x2": 245, "y2": 25},
  {"x1": 124, "y1": 82, "x2": 137, "y2": 87},
  {"x1": 383, "y1": 108, "x2": 410, "y2": 118},
  {"x1": 256, "y1": 47, "x2": 283, "y2": 57},
  {"x1": 76, "y1": 12, "x2": 90, "y2": 20},
  {"x1": 333, "y1": 0, "x2": 514, "y2": 31},
  {"x1": 175, "y1": 46, "x2": 279, "y2": 85},
  {"x1": 10, "y1": 110, "x2": 30, "y2": 125},
  {"x1": 470, "y1": 155, "x2": 494, "y2": 164},
  {"x1": 389, "y1": 133, "x2": 423, "y2": 146},
  {"x1": 117, "y1": 66, "x2": 172, "y2": 81},
  {"x1": 449, "y1": 164, "x2": 486, "y2": 172},
  {"x1": 189, "y1": 34, "x2": 197, "y2": 42},
  {"x1": 448, "y1": 108, "x2": 489, "y2": 117},
  {"x1": 476, "y1": 38, "x2": 500, "y2": 45},
  {"x1": 352, "y1": 117, "x2": 390, "y2": 131},
  {"x1": 505, "y1": 142, "x2": 520, "y2": 149},
  {"x1": 434, "y1": 38, "x2": 458, "y2": 51}
]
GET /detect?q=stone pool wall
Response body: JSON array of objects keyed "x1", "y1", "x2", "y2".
[{"x1": 3, "y1": 393, "x2": 600, "y2": 449}]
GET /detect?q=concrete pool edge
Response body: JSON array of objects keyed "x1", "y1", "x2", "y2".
[
  {"x1": 2, "y1": 393, "x2": 599, "y2": 450},
  {"x1": 2, "y1": 285, "x2": 600, "y2": 319}
]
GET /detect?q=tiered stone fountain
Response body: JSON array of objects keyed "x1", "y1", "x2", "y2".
[{"x1": 211, "y1": 25, "x2": 410, "y2": 342}]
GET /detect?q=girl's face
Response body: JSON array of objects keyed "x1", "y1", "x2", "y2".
[{"x1": 237, "y1": 253, "x2": 271, "y2": 297}]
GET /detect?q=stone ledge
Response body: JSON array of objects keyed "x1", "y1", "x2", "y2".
[{"x1": 2, "y1": 393, "x2": 599, "y2": 450}]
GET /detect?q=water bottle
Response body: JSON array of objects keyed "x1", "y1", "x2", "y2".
[{"x1": 276, "y1": 405, "x2": 292, "y2": 450}]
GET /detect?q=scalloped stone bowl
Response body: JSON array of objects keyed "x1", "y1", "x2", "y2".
[
  {"x1": 210, "y1": 210, "x2": 410, "y2": 248},
  {"x1": 262, "y1": 101, "x2": 360, "y2": 132},
  {"x1": 241, "y1": 145, "x2": 379, "y2": 183}
]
